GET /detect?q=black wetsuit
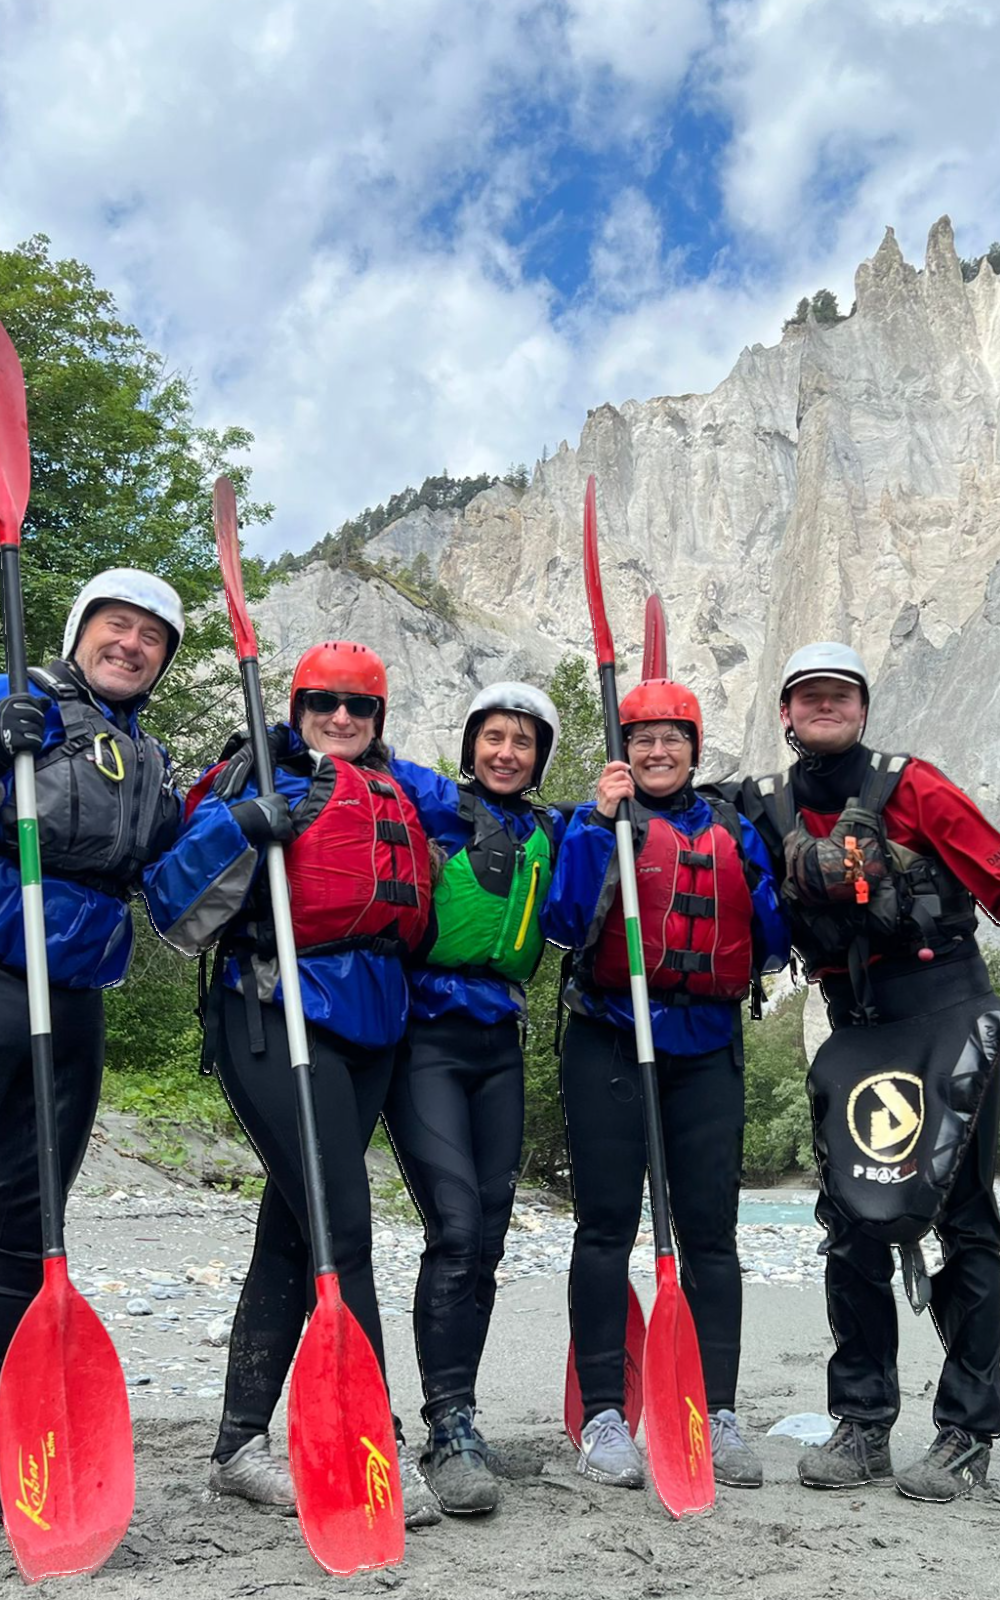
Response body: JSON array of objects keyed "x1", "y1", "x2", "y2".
[
  {"x1": 382, "y1": 1013, "x2": 524, "y2": 1423},
  {"x1": 213, "y1": 993, "x2": 394, "y2": 1459}
]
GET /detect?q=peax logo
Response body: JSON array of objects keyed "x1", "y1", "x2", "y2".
[
  {"x1": 361, "y1": 1435, "x2": 394, "y2": 1526},
  {"x1": 852, "y1": 1161, "x2": 917, "y2": 1185},
  {"x1": 16, "y1": 1432, "x2": 56, "y2": 1530},
  {"x1": 847, "y1": 1071, "x2": 924, "y2": 1164}
]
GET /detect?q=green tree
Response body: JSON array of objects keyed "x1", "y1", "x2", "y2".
[
  {"x1": 783, "y1": 288, "x2": 849, "y2": 332},
  {"x1": 741, "y1": 990, "x2": 813, "y2": 1182},
  {"x1": 0, "y1": 234, "x2": 273, "y2": 780}
]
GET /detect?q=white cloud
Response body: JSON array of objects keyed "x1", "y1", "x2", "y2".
[
  {"x1": 710, "y1": 0, "x2": 1000, "y2": 270},
  {"x1": 0, "y1": 0, "x2": 998, "y2": 559}
]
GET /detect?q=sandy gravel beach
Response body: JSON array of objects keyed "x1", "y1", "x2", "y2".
[{"x1": 3, "y1": 1172, "x2": 997, "y2": 1600}]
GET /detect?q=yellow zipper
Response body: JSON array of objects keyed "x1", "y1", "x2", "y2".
[{"x1": 513, "y1": 860, "x2": 541, "y2": 952}]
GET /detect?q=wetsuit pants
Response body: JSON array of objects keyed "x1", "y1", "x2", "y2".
[
  {"x1": 382, "y1": 1013, "x2": 524, "y2": 1423},
  {"x1": 213, "y1": 990, "x2": 394, "y2": 1460},
  {"x1": 562, "y1": 1011, "x2": 745, "y2": 1423},
  {"x1": 818, "y1": 957, "x2": 1000, "y2": 1438},
  {"x1": 0, "y1": 966, "x2": 104, "y2": 1365}
]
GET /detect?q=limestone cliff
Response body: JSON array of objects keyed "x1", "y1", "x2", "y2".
[{"x1": 255, "y1": 217, "x2": 1000, "y2": 821}]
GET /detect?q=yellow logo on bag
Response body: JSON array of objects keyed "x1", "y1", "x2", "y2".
[
  {"x1": 16, "y1": 1433, "x2": 55, "y2": 1530},
  {"x1": 361, "y1": 1436, "x2": 394, "y2": 1525},
  {"x1": 847, "y1": 1072, "x2": 924, "y2": 1163}
]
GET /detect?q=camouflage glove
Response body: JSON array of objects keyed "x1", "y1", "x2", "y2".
[{"x1": 784, "y1": 803, "x2": 888, "y2": 906}]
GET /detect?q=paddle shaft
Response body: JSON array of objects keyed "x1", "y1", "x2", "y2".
[
  {"x1": 236, "y1": 655, "x2": 335, "y2": 1276},
  {"x1": 0, "y1": 544, "x2": 62, "y2": 1258},
  {"x1": 598, "y1": 662, "x2": 676, "y2": 1264}
]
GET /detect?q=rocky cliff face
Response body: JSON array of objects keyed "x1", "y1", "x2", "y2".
[{"x1": 255, "y1": 217, "x2": 1000, "y2": 821}]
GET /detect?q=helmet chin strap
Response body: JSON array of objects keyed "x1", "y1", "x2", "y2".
[{"x1": 780, "y1": 704, "x2": 866, "y2": 770}]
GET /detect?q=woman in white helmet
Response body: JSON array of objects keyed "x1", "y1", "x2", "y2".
[
  {"x1": 384, "y1": 682, "x2": 566, "y2": 1516},
  {"x1": 0, "y1": 568, "x2": 184, "y2": 1381}
]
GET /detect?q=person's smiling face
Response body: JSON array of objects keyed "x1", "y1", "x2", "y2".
[
  {"x1": 625, "y1": 721, "x2": 694, "y2": 797},
  {"x1": 298, "y1": 692, "x2": 377, "y2": 761},
  {"x1": 473, "y1": 711, "x2": 538, "y2": 795},
  {"x1": 786, "y1": 677, "x2": 866, "y2": 755},
  {"x1": 72, "y1": 603, "x2": 169, "y2": 701}
]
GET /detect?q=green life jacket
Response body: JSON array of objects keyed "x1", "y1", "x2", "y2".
[{"x1": 426, "y1": 787, "x2": 556, "y2": 984}]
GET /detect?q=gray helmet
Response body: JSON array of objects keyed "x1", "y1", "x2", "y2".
[
  {"x1": 460, "y1": 682, "x2": 561, "y2": 791},
  {"x1": 780, "y1": 642, "x2": 869, "y2": 705}
]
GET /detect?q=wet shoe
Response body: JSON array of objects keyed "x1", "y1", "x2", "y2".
[
  {"x1": 396, "y1": 1440, "x2": 442, "y2": 1527},
  {"x1": 895, "y1": 1428, "x2": 990, "y2": 1502},
  {"x1": 710, "y1": 1409, "x2": 763, "y2": 1487},
  {"x1": 797, "y1": 1419, "x2": 893, "y2": 1489},
  {"x1": 576, "y1": 1408, "x2": 644, "y2": 1489},
  {"x1": 209, "y1": 1434, "x2": 296, "y2": 1513},
  {"x1": 422, "y1": 1405, "x2": 500, "y2": 1514}
]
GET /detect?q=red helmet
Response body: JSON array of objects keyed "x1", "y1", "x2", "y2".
[
  {"x1": 289, "y1": 641, "x2": 388, "y2": 735},
  {"x1": 618, "y1": 678, "x2": 703, "y2": 763}
]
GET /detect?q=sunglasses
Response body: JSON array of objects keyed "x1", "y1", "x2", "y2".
[{"x1": 299, "y1": 690, "x2": 381, "y2": 718}]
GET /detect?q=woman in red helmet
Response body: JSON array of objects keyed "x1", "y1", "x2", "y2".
[
  {"x1": 147, "y1": 640, "x2": 440, "y2": 1525},
  {"x1": 540, "y1": 677, "x2": 788, "y2": 1493}
]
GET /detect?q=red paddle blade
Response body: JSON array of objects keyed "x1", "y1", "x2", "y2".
[
  {"x1": 642, "y1": 594, "x2": 668, "y2": 680},
  {"x1": 213, "y1": 475, "x2": 258, "y2": 663},
  {"x1": 288, "y1": 1272, "x2": 404, "y2": 1576},
  {"x1": 564, "y1": 1280, "x2": 646, "y2": 1448},
  {"x1": 642, "y1": 1257, "x2": 715, "y2": 1519},
  {"x1": 582, "y1": 474, "x2": 614, "y2": 670},
  {"x1": 0, "y1": 320, "x2": 30, "y2": 547},
  {"x1": 0, "y1": 1257, "x2": 135, "y2": 1582}
]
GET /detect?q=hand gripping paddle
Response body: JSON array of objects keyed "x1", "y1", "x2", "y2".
[
  {"x1": 0, "y1": 320, "x2": 136, "y2": 1581},
  {"x1": 565, "y1": 588, "x2": 670, "y2": 1444},
  {"x1": 581, "y1": 474, "x2": 714, "y2": 1519},
  {"x1": 213, "y1": 477, "x2": 404, "y2": 1576}
]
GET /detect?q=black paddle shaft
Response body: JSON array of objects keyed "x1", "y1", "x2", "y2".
[
  {"x1": 598, "y1": 661, "x2": 676, "y2": 1263},
  {"x1": 238, "y1": 657, "x2": 336, "y2": 1276},
  {"x1": 1, "y1": 544, "x2": 64, "y2": 1258}
]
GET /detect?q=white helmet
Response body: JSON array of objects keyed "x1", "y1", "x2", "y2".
[
  {"x1": 63, "y1": 569, "x2": 185, "y2": 687},
  {"x1": 460, "y1": 682, "x2": 561, "y2": 791},
  {"x1": 780, "y1": 642, "x2": 869, "y2": 705}
]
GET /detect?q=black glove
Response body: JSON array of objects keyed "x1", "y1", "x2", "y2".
[
  {"x1": 231, "y1": 793, "x2": 293, "y2": 848},
  {"x1": 212, "y1": 726, "x2": 293, "y2": 801},
  {"x1": 0, "y1": 692, "x2": 49, "y2": 771}
]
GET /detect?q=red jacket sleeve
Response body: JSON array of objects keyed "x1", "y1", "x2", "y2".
[{"x1": 883, "y1": 759, "x2": 1000, "y2": 920}]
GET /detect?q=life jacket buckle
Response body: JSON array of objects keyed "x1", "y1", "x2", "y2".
[{"x1": 93, "y1": 732, "x2": 125, "y2": 782}]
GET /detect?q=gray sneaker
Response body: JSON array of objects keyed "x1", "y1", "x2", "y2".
[
  {"x1": 797, "y1": 1419, "x2": 893, "y2": 1489},
  {"x1": 710, "y1": 1409, "x2": 763, "y2": 1487},
  {"x1": 576, "y1": 1409, "x2": 644, "y2": 1489},
  {"x1": 895, "y1": 1427, "x2": 990, "y2": 1502},
  {"x1": 422, "y1": 1406, "x2": 500, "y2": 1514},
  {"x1": 396, "y1": 1441, "x2": 442, "y2": 1528},
  {"x1": 208, "y1": 1434, "x2": 296, "y2": 1513}
]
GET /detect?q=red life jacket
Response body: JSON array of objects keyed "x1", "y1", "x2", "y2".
[
  {"x1": 284, "y1": 759, "x2": 431, "y2": 953},
  {"x1": 187, "y1": 755, "x2": 431, "y2": 955},
  {"x1": 591, "y1": 804, "x2": 754, "y2": 999}
]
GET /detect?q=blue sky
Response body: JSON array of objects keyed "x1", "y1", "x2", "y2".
[{"x1": 0, "y1": 0, "x2": 998, "y2": 556}]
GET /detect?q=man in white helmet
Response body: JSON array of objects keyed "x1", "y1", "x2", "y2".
[
  {"x1": 0, "y1": 569, "x2": 185, "y2": 1378},
  {"x1": 737, "y1": 641, "x2": 1000, "y2": 1503}
]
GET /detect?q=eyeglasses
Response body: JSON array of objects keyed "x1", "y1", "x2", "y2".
[
  {"x1": 299, "y1": 690, "x2": 381, "y2": 718},
  {"x1": 628, "y1": 731, "x2": 691, "y2": 753}
]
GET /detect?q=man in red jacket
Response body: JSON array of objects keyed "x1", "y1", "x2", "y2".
[{"x1": 740, "y1": 642, "x2": 1000, "y2": 1503}]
